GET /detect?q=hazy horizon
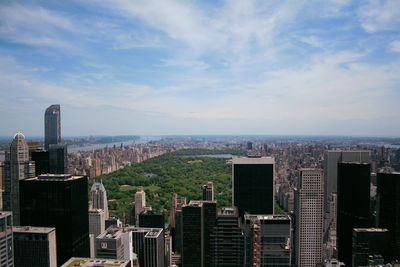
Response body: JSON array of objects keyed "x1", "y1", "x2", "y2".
[{"x1": 1, "y1": 1, "x2": 399, "y2": 137}]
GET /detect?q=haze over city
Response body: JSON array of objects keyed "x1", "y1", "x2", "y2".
[{"x1": 1, "y1": 1, "x2": 400, "y2": 136}]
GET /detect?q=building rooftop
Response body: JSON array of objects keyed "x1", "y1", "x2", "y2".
[
  {"x1": 232, "y1": 156, "x2": 274, "y2": 164},
  {"x1": 353, "y1": 228, "x2": 389, "y2": 233},
  {"x1": 25, "y1": 174, "x2": 85, "y2": 181},
  {"x1": 187, "y1": 200, "x2": 217, "y2": 207},
  {"x1": 13, "y1": 226, "x2": 55, "y2": 234},
  {"x1": 244, "y1": 214, "x2": 291, "y2": 221},
  {"x1": 97, "y1": 227, "x2": 122, "y2": 240},
  {"x1": 61, "y1": 257, "x2": 130, "y2": 267}
]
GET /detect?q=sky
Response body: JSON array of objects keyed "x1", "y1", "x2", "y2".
[{"x1": 0, "y1": 0, "x2": 399, "y2": 137}]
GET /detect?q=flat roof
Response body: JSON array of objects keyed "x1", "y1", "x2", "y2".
[
  {"x1": 13, "y1": 226, "x2": 55, "y2": 234},
  {"x1": 244, "y1": 214, "x2": 291, "y2": 221},
  {"x1": 25, "y1": 174, "x2": 85, "y2": 181},
  {"x1": 232, "y1": 156, "x2": 274, "y2": 165},
  {"x1": 97, "y1": 227, "x2": 122, "y2": 239},
  {"x1": 61, "y1": 257, "x2": 130, "y2": 267},
  {"x1": 353, "y1": 228, "x2": 389, "y2": 233}
]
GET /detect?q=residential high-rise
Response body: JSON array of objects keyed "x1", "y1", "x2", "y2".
[
  {"x1": 202, "y1": 181, "x2": 214, "y2": 201},
  {"x1": 209, "y1": 207, "x2": 244, "y2": 267},
  {"x1": 20, "y1": 174, "x2": 90, "y2": 265},
  {"x1": 182, "y1": 200, "x2": 217, "y2": 267},
  {"x1": 90, "y1": 182, "x2": 109, "y2": 219},
  {"x1": 0, "y1": 212, "x2": 13, "y2": 267},
  {"x1": 44, "y1": 104, "x2": 61, "y2": 150},
  {"x1": 3, "y1": 133, "x2": 35, "y2": 225},
  {"x1": 135, "y1": 186, "x2": 146, "y2": 225},
  {"x1": 232, "y1": 157, "x2": 275, "y2": 218},
  {"x1": 244, "y1": 214, "x2": 292, "y2": 267},
  {"x1": 352, "y1": 228, "x2": 389, "y2": 266},
  {"x1": 13, "y1": 226, "x2": 57, "y2": 267},
  {"x1": 295, "y1": 169, "x2": 324, "y2": 267},
  {"x1": 377, "y1": 171, "x2": 400, "y2": 260},
  {"x1": 336, "y1": 162, "x2": 371, "y2": 266}
]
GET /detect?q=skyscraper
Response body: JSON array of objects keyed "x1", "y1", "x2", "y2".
[
  {"x1": 130, "y1": 227, "x2": 165, "y2": 267},
  {"x1": 202, "y1": 181, "x2": 214, "y2": 201},
  {"x1": 49, "y1": 144, "x2": 68, "y2": 174},
  {"x1": 182, "y1": 200, "x2": 217, "y2": 267},
  {"x1": 232, "y1": 157, "x2": 275, "y2": 218},
  {"x1": 13, "y1": 226, "x2": 57, "y2": 267},
  {"x1": 90, "y1": 182, "x2": 109, "y2": 219},
  {"x1": 244, "y1": 214, "x2": 292, "y2": 267},
  {"x1": 44, "y1": 104, "x2": 61, "y2": 150},
  {"x1": 209, "y1": 207, "x2": 244, "y2": 267},
  {"x1": 135, "y1": 186, "x2": 146, "y2": 225},
  {"x1": 295, "y1": 169, "x2": 324, "y2": 267},
  {"x1": 352, "y1": 228, "x2": 389, "y2": 266},
  {"x1": 0, "y1": 212, "x2": 13, "y2": 267},
  {"x1": 337, "y1": 162, "x2": 371, "y2": 266},
  {"x1": 20, "y1": 174, "x2": 90, "y2": 265},
  {"x1": 3, "y1": 133, "x2": 35, "y2": 225},
  {"x1": 89, "y1": 209, "x2": 105, "y2": 238},
  {"x1": 377, "y1": 171, "x2": 400, "y2": 261}
]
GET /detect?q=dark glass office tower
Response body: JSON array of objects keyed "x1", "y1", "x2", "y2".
[
  {"x1": 20, "y1": 174, "x2": 90, "y2": 265},
  {"x1": 377, "y1": 172, "x2": 400, "y2": 260},
  {"x1": 209, "y1": 207, "x2": 244, "y2": 267},
  {"x1": 49, "y1": 144, "x2": 68, "y2": 174},
  {"x1": 44, "y1": 105, "x2": 61, "y2": 150},
  {"x1": 182, "y1": 202, "x2": 202, "y2": 267},
  {"x1": 139, "y1": 210, "x2": 165, "y2": 229},
  {"x1": 337, "y1": 162, "x2": 371, "y2": 266},
  {"x1": 31, "y1": 150, "x2": 49, "y2": 176},
  {"x1": 182, "y1": 200, "x2": 217, "y2": 267},
  {"x1": 232, "y1": 157, "x2": 274, "y2": 218},
  {"x1": 352, "y1": 228, "x2": 389, "y2": 266}
]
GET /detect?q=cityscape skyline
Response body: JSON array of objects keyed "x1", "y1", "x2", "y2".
[{"x1": 0, "y1": 1, "x2": 400, "y2": 136}]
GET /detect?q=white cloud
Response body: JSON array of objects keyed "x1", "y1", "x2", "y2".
[
  {"x1": 390, "y1": 40, "x2": 400, "y2": 52},
  {"x1": 357, "y1": 0, "x2": 400, "y2": 33}
]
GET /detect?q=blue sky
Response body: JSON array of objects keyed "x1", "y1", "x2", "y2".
[{"x1": 0, "y1": 0, "x2": 399, "y2": 137}]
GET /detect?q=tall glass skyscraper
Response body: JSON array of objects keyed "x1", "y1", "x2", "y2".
[
  {"x1": 44, "y1": 104, "x2": 61, "y2": 150},
  {"x1": 232, "y1": 157, "x2": 275, "y2": 218}
]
